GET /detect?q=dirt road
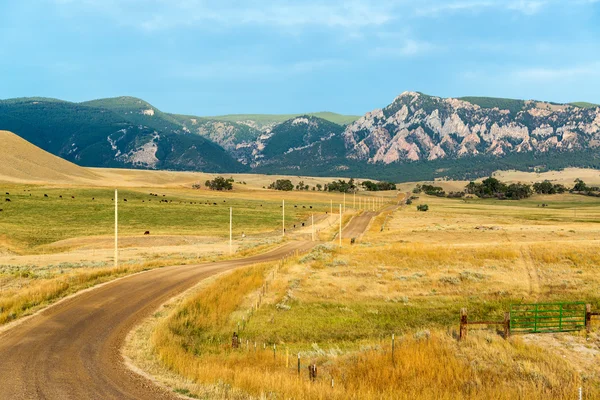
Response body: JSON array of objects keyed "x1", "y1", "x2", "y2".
[
  {"x1": 342, "y1": 211, "x2": 378, "y2": 239},
  {"x1": 0, "y1": 211, "x2": 380, "y2": 399},
  {"x1": 0, "y1": 241, "x2": 313, "y2": 400}
]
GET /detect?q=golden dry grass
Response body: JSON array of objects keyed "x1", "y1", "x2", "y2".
[
  {"x1": 0, "y1": 130, "x2": 100, "y2": 184},
  {"x1": 142, "y1": 193, "x2": 600, "y2": 399}
]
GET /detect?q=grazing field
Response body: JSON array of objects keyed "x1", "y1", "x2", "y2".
[
  {"x1": 0, "y1": 177, "x2": 378, "y2": 327},
  {"x1": 134, "y1": 192, "x2": 600, "y2": 399},
  {"x1": 0, "y1": 184, "x2": 333, "y2": 251}
]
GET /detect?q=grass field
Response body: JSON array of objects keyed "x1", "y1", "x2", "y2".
[
  {"x1": 0, "y1": 184, "x2": 334, "y2": 251},
  {"x1": 142, "y1": 192, "x2": 600, "y2": 399}
]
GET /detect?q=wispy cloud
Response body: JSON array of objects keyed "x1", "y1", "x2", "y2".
[
  {"x1": 169, "y1": 58, "x2": 345, "y2": 80},
  {"x1": 462, "y1": 61, "x2": 600, "y2": 83},
  {"x1": 371, "y1": 39, "x2": 439, "y2": 58},
  {"x1": 50, "y1": 0, "x2": 397, "y2": 32},
  {"x1": 511, "y1": 62, "x2": 600, "y2": 81},
  {"x1": 413, "y1": 0, "x2": 555, "y2": 16}
]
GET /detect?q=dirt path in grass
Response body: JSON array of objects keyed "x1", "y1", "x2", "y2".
[
  {"x1": 0, "y1": 209, "x2": 382, "y2": 399},
  {"x1": 0, "y1": 241, "x2": 315, "y2": 400}
]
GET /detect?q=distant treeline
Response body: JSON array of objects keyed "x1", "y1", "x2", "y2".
[
  {"x1": 414, "y1": 178, "x2": 599, "y2": 200},
  {"x1": 268, "y1": 178, "x2": 396, "y2": 193}
]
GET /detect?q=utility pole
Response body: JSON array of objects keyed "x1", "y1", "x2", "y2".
[
  {"x1": 229, "y1": 207, "x2": 233, "y2": 254},
  {"x1": 282, "y1": 199, "x2": 285, "y2": 237},
  {"x1": 114, "y1": 189, "x2": 118, "y2": 268},
  {"x1": 339, "y1": 204, "x2": 342, "y2": 247}
]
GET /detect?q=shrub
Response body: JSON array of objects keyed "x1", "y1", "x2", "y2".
[{"x1": 417, "y1": 204, "x2": 429, "y2": 212}]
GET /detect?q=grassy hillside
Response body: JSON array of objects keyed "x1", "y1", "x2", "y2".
[
  {"x1": 205, "y1": 112, "x2": 360, "y2": 128},
  {"x1": 459, "y1": 96, "x2": 527, "y2": 114},
  {"x1": 0, "y1": 98, "x2": 246, "y2": 173},
  {"x1": 569, "y1": 102, "x2": 599, "y2": 109},
  {"x1": 0, "y1": 130, "x2": 99, "y2": 183},
  {"x1": 81, "y1": 96, "x2": 183, "y2": 128}
]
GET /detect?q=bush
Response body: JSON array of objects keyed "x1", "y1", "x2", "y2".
[{"x1": 417, "y1": 204, "x2": 429, "y2": 212}]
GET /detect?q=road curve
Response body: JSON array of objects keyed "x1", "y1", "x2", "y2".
[
  {"x1": 0, "y1": 211, "x2": 381, "y2": 400},
  {"x1": 0, "y1": 241, "x2": 314, "y2": 400}
]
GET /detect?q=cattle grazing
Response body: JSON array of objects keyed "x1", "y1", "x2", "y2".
[
  {"x1": 144, "y1": 231, "x2": 150, "y2": 235},
  {"x1": 92, "y1": 198, "x2": 95, "y2": 200},
  {"x1": 302, "y1": 222, "x2": 305, "y2": 227},
  {"x1": 303, "y1": 206, "x2": 306, "y2": 208},
  {"x1": 59, "y1": 195, "x2": 62, "y2": 198},
  {"x1": 44, "y1": 194, "x2": 49, "y2": 198},
  {"x1": 293, "y1": 224, "x2": 296, "y2": 228},
  {"x1": 5, "y1": 192, "x2": 9, "y2": 195},
  {"x1": 71, "y1": 196, "x2": 75, "y2": 199},
  {"x1": 310, "y1": 206, "x2": 312, "y2": 209},
  {"x1": 123, "y1": 199, "x2": 127, "y2": 202},
  {"x1": 162, "y1": 195, "x2": 165, "y2": 197},
  {"x1": 5, "y1": 199, "x2": 10, "y2": 202},
  {"x1": 0, "y1": 209, "x2": 3, "y2": 212},
  {"x1": 142, "y1": 200, "x2": 145, "y2": 203},
  {"x1": 294, "y1": 205, "x2": 297, "y2": 208},
  {"x1": 213, "y1": 202, "x2": 217, "y2": 205}
]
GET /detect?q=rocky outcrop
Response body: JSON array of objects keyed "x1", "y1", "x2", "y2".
[{"x1": 341, "y1": 92, "x2": 600, "y2": 164}]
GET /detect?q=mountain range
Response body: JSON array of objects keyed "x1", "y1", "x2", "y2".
[{"x1": 1, "y1": 93, "x2": 599, "y2": 182}]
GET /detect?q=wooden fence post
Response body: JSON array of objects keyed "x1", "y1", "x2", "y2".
[
  {"x1": 459, "y1": 308, "x2": 468, "y2": 341},
  {"x1": 586, "y1": 304, "x2": 592, "y2": 332},
  {"x1": 391, "y1": 334, "x2": 395, "y2": 366},
  {"x1": 297, "y1": 354, "x2": 301, "y2": 375},
  {"x1": 504, "y1": 312, "x2": 510, "y2": 339}
]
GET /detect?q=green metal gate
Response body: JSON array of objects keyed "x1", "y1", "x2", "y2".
[{"x1": 510, "y1": 302, "x2": 587, "y2": 334}]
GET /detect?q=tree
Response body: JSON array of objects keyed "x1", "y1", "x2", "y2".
[
  {"x1": 572, "y1": 179, "x2": 588, "y2": 192},
  {"x1": 205, "y1": 176, "x2": 234, "y2": 191},
  {"x1": 295, "y1": 181, "x2": 309, "y2": 191},
  {"x1": 269, "y1": 179, "x2": 294, "y2": 191},
  {"x1": 325, "y1": 179, "x2": 356, "y2": 193},
  {"x1": 362, "y1": 180, "x2": 397, "y2": 191}
]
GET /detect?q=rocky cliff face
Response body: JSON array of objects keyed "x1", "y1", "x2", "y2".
[{"x1": 342, "y1": 92, "x2": 600, "y2": 164}]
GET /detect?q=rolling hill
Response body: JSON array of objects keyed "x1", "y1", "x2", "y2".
[
  {"x1": 0, "y1": 130, "x2": 100, "y2": 183},
  {"x1": 2, "y1": 93, "x2": 600, "y2": 182},
  {"x1": 0, "y1": 97, "x2": 247, "y2": 173}
]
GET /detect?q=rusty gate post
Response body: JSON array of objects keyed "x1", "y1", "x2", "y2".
[
  {"x1": 459, "y1": 308, "x2": 468, "y2": 341},
  {"x1": 586, "y1": 304, "x2": 592, "y2": 333},
  {"x1": 503, "y1": 312, "x2": 510, "y2": 339}
]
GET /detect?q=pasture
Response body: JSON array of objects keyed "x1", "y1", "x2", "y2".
[{"x1": 138, "y1": 192, "x2": 600, "y2": 399}]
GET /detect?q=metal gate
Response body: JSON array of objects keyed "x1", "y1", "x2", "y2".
[{"x1": 510, "y1": 302, "x2": 587, "y2": 334}]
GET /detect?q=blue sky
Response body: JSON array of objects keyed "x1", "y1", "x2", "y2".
[{"x1": 1, "y1": 0, "x2": 599, "y2": 116}]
